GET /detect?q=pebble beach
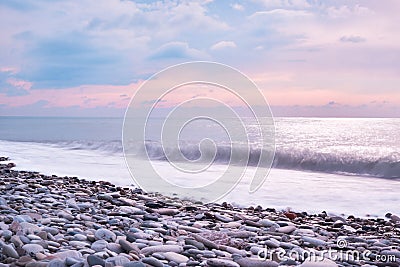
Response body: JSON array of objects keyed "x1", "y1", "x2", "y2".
[{"x1": 0, "y1": 157, "x2": 399, "y2": 267}]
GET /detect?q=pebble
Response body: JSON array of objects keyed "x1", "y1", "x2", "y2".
[
  {"x1": 207, "y1": 258, "x2": 240, "y2": 267},
  {"x1": 22, "y1": 244, "x2": 45, "y2": 254},
  {"x1": 0, "y1": 159, "x2": 398, "y2": 267},
  {"x1": 95, "y1": 229, "x2": 116, "y2": 242},
  {"x1": 90, "y1": 240, "x2": 108, "y2": 252},
  {"x1": 87, "y1": 255, "x2": 105, "y2": 267},
  {"x1": 141, "y1": 245, "x2": 183, "y2": 256},
  {"x1": 141, "y1": 257, "x2": 164, "y2": 267},
  {"x1": 104, "y1": 256, "x2": 130, "y2": 266},
  {"x1": 162, "y1": 252, "x2": 189, "y2": 264},
  {"x1": 300, "y1": 257, "x2": 338, "y2": 267},
  {"x1": 277, "y1": 225, "x2": 297, "y2": 234},
  {"x1": 2, "y1": 244, "x2": 19, "y2": 258}
]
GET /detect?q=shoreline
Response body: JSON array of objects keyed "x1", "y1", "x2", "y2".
[{"x1": 0, "y1": 157, "x2": 399, "y2": 267}]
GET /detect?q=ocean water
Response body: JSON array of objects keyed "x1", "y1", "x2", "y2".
[{"x1": 0, "y1": 116, "x2": 399, "y2": 216}]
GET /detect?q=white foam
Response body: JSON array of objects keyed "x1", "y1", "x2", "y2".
[{"x1": 1, "y1": 140, "x2": 399, "y2": 217}]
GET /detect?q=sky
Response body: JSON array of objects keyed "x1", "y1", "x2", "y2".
[{"x1": 0, "y1": 0, "x2": 399, "y2": 117}]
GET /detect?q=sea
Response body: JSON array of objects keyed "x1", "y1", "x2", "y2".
[{"x1": 0, "y1": 116, "x2": 399, "y2": 217}]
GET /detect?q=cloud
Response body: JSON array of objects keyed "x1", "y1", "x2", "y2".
[
  {"x1": 0, "y1": 0, "x2": 228, "y2": 90},
  {"x1": 231, "y1": 3, "x2": 244, "y2": 11},
  {"x1": 0, "y1": 82, "x2": 140, "y2": 109},
  {"x1": 6, "y1": 78, "x2": 32, "y2": 90},
  {"x1": 211, "y1": 41, "x2": 237, "y2": 50},
  {"x1": 340, "y1": 35, "x2": 366, "y2": 43},
  {"x1": 251, "y1": 9, "x2": 312, "y2": 18},
  {"x1": 326, "y1": 5, "x2": 373, "y2": 19},
  {"x1": 23, "y1": 33, "x2": 126, "y2": 89},
  {"x1": 0, "y1": 68, "x2": 31, "y2": 96},
  {"x1": 0, "y1": 0, "x2": 399, "y2": 117},
  {"x1": 254, "y1": 0, "x2": 311, "y2": 9},
  {"x1": 0, "y1": 0, "x2": 37, "y2": 11},
  {"x1": 148, "y1": 42, "x2": 208, "y2": 60},
  {"x1": 0, "y1": 67, "x2": 18, "y2": 74}
]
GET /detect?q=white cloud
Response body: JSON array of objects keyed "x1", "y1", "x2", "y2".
[
  {"x1": 231, "y1": 3, "x2": 244, "y2": 11},
  {"x1": 211, "y1": 41, "x2": 237, "y2": 50},
  {"x1": 250, "y1": 9, "x2": 312, "y2": 18},
  {"x1": 149, "y1": 42, "x2": 208, "y2": 60},
  {"x1": 254, "y1": 0, "x2": 311, "y2": 9}
]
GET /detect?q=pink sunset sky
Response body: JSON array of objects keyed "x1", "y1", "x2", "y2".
[{"x1": 0, "y1": 0, "x2": 399, "y2": 117}]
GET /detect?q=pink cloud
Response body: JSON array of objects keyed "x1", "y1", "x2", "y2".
[
  {"x1": 6, "y1": 78, "x2": 33, "y2": 90},
  {"x1": 0, "y1": 82, "x2": 143, "y2": 109}
]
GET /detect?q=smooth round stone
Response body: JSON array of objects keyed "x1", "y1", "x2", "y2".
[
  {"x1": 10, "y1": 235, "x2": 24, "y2": 247},
  {"x1": 152, "y1": 253, "x2": 166, "y2": 260},
  {"x1": 277, "y1": 225, "x2": 297, "y2": 234},
  {"x1": 141, "y1": 245, "x2": 183, "y2": 256},
  {"x1": 119, "y1": 206, "x2": 145, "y2": 215},
  {"x1": 78, "y1": 248, "x2": 96, "y2": 255},
  {"x1": 20, "y1": 222, "x2": 41, "y2": 234},
  {"x1": 77, "y1": 202, "x2": 93, "y2": 209},
  {"x1": 0, "y1": 197, "x2": 7, "y2": 205},
  {"x1": 70, "y1": 241, "x2": 90, "y2": 248},
  {"x1": 15, "y1": 215, "x2": 33, "y2": 223},
  {"x1": 27, "y1": 234, "x2": 42, "y2": 240},
  {"x1": 53, "y1": 250, "x2": 82, "y2": 260},
  {"x1": 91, "y1": 240, "x2": 108, "y2": 252},
  {"x1": 57, "y1": 211, "x2": 74, "y2": 221},
  {"x1": 106, "y1": 243, "x2": 123, "y2": 254},
  {"x1": 0, "y1": 222, "x2": 9, "y2": 231},
  {"x1": 155, "y1": 208, "x2": 179, "y2": 216},
  {"x1": 207, "y1": 258, "x2": 240, "y2": 267},
  {"x1": 95, "y1": 229, "x2": 116, "y2": 242},
  {"x1": 108, "y1": 219, "x2": 120, "y2": 225},
  {"x1": 74, "y1": 234, "x2": 87, "y2": 241},
  {"x1": 2, "y1": 244, "x2": 19, "y2": 259},
  {"x1": 78, "y1": 214, "x2": 92, "y2": 221},
  {"x1": 43, "y1": 227, "x2": 59, "y2": 235},
  {"x1": 263, "y1": 239, "x2": 280, "y2": 248},
  {"x1": 279, "y1": 259, "x2": 298, "y2": 266},
  {"x1": 202, "y1": 251, "x2": 216, "y2": 258},
  {"x1": 141, "y1": 257, "x2": 164, "y2": 267},
  {"x1": 186, "y1": 248, "x2": 204, "y2": 256},
  {"x1": 48, "y1": 259, "x2": 65, "y2": 267},
  {"x1": 302, "y1": 236, "x2": 328, "y2": 247},
  {"x1": 185, "y1": 239, "x2": 205, "y2": 250},
  {"x1": 87, "y1": 255, "x2": 105, "y2": 267},
  {"x1": 22, "y1": 244, "x2": 45, "y2": 254},
  {"x1": 187, "y1": 260, "x2": 201, "y2": 266},
  {"x1": 236, "y1": 258, "x2": 279, "y2": 267},
  {"x1": 26, "y1": 262, "x2": 49, "y2": 267},
  {"x1": 224, "y1": 222, "x2": 242, "y2": 228},
  {"x1": 104, "y1": 256, "x2": 130, "y2": 267},
  {"x1": 37, "y1": 231, "x2": 48, "y2": 240},
  {"x1": 123, "y1": 262, "x2": 146, "y2": 267},
  {"x1": 119, "y1": 239, "x2": 140, "y2": 253},
  {"x1": 259, "y1": 219, "x2": 280, "y2": 228},
  {"x1": 70, "y1": 262, "x2": 84, "y2": 267},
  {"x1": 144, "y1": 214, "x2": 159, "y2": 221},
  {"x1": 2, "y1": 229, "x2": 13, "y2": 240},
  {"x1": 16, "y1": 255, "x2": 34, "y2": 266},
  {"x1": 163, "y1": 252, "x2": 189, "y2": 264},
  {"x1": 300, "y1": 257, "x2": 338, "y2": 267},
  {"x1": 35, "y1": 252, "x2": 47, "y2": 260}
]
